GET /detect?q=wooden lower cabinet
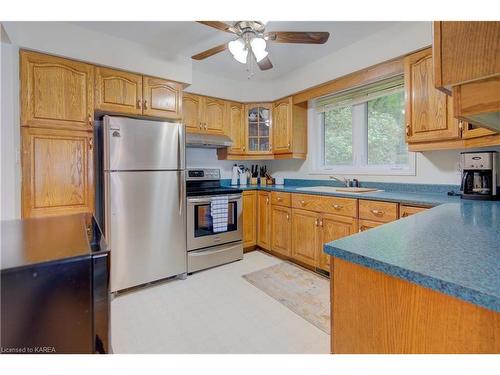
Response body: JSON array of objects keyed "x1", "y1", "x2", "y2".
[
  {"x1": 291, "y1": 208, "x2": 320, "y2": 267},
  {"x1": 242, "y1": 191, "x2": 257, "y2": 248},
  {"x1": 21, "y1": 127, "x2": 94, "y2": 218},
  {"x1": 400, "y1": 205, "x2": 428, "y2": 218},
  {"x1": 358, "y1": 219, "x2": 384, "y2": 232},
  {"x1": 257, "y1": 191, "x2": 272, "y2": 250},
  {"x1": 271, "y1": 205, "x2": 291, "y2": 257},
  {"x1": 318, "y1": 214, "x2": 357, "y2": 272}
]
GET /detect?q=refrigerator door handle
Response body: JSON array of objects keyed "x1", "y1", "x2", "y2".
[
  {"x1": 178, "y1": 123, "x2": 185, "y2": 170},
  {"x1": 179, "y1": 171, "x2": 184, "y2": 216}
]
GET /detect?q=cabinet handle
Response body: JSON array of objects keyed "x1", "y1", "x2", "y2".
[
  {"x1": 315, "y1": 218, "x2": 319, "y2": 226},
  {"x1": 370, "y1": 209, "x2": 384, "y2": 216},
  {"x1": 137, "y1": 99, "x2": 142, "y2": 109},
  {"x1": 269, "y1": 144, "x2": 272, "y2": 151},
  {"x1": 266, "y1": 197, "x2": 269, "y2": 205},
  {"x1": 287, "y1": 142, "x2": 291, "y2": 149},
  {"x1": 205, "y1": 124, "x2": 208, "y2": 130},
  {"x1": 332, "y1": 204, "x2": 343, "y2": 210},
  {"x1": 277, "y1": 197, "x2": 283, "y2": 202},
  {"x1": 143, "y1": 100, "x2": 148, "y2": 110},
  {"x1": 319, "y1": 219, "x2": 323, "y2": 227},
  {"x1": 405, "y1": 123, "x2": 410, "y2": 136},
  {"x1": 243, "y1": 146, "x2": 246, "y2": 151},
  {"x1": 88, "y1": 138, "x2": 93, "y2": 150},
  {"x1": 300, "y1": 200, "x2": 306, "y2": 205},
  {"x1": 88, "y1": 114, "x2": 92, "y2": 127},
  {"x1": 402, "y1": 212, "x2": 408, "y2": 218},
  {"x1": 359, "y1": 225, "x2": 367, "y2": 232},
  {"x1": 458, "y1": 121, "x2": 464, "y2": 130},
  {"x1": 286, "y1": 213, "x2": 290, "y2": 221},
  {"x1": 199, "y1": 122, "x2": 202, "y2": 130}
]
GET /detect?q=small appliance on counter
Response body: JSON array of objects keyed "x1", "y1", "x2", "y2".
[{"x1": 460, "y1": 151, "x2": 498, "y2": 200}]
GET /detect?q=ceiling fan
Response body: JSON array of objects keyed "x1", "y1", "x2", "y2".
[{"x1": 192, "y1": 21, "x2": 330, "y2": 71}]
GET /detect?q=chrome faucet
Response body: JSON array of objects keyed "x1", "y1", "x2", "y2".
[{"x1": 329, "y1": 176, "x2": 359, "y2": 187}]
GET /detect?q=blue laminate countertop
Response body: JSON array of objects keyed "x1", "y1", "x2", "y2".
[
  {"x1": 325, "y1": 201, "x2": 500, "y2": 312},
  {"x1": 231, "y1": 181, "x2": 499, "y2": 312}
]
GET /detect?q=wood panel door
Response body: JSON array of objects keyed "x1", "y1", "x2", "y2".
[
  {"x1": 21, "y1": 128, "x2": 94, "y2": 218},
  {"x1": 183, "y1": 93, "x2": 203, "y2": 133},
  {"x1": 204, "y1": 97, "x2": 225, "y2": 134},
  {"x1": 405, "y1": 49, "x2": 460, "y2": 143},
  {"x1": 257, "y1": 191, "x2": 271, "y2": 250},
  {"x1": 318, "y1": 214, "x2": 357, "y2": 272},
  {"x1": 243, "y1": 191, "x2": 257, "y2": 248},
  {"x1": 271, "y1": 205, "x2": 291, "y2": 257},
  {"x1": 95, "y1": 67, "x2": 143, "y2": 115},
  {"x1": 142, "y1": 76, "x2": 182, "y2": 119},
  {"x1": 227, "y1": 102, "x2": 246, "y2": 153},
  {"x1": 273, "y1": 97, "x2": 292, "y2": 154},
  {"x1": 20, "y1": 50, "x2": 94, "y2": 131},
  {"x1": 291, "y1": 208, "x2": 320, "y2": 267}
]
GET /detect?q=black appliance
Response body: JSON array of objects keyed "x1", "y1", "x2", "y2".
[
  {"x1": 460, "y1": 151, "x2": 498, "y2": 200},
  {"x1": 0, "y1": 214, "x2": 110, "y2": 354}
]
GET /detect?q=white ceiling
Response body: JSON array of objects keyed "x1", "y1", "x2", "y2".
[{"x1": 73, "y1": 21, "x2": 399, "y2": 81}]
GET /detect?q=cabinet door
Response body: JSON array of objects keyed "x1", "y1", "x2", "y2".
[
  {"x1": 271, "y1": 205, "x2": 292, "y2": 257},
  {"x1": 461, "y1": 121, "x2": 497, "y2": 139},
  {"x1": 227, "y1": 102, "x2": 246, "y2": 153},
  {"x1": 20, "y1": 50, "x2": 94, "y2": 131},
  {"x1": 142, "y1": 76, "x2": 182, "y2": 119},
  {"x1": 246, "y1": 104, "x2": 273, "y2": 155},
  {"x1": 204, "y1": 97, "x2": 225, "y2": 134},
  {"x1": 243, "y1": 191, "x2": 257, "y2": 248},
  {"x1": 21, "y1": 128, "x2": 94, "y2": 218},
  {"x1": 273, "y1": 98, "x2": 292, "y2": 154},
  {"x1": 318, "y1": 214, "x2": 357, "y2": 272},
  {"x1": 183, "y1": 93, "x2": 203, "y2": 133},
  {"x1": 95, "y1": 67, "x2": 143, "y2": 115},
  {"x1": 257, "y1": 191, "x2": 271, "y2": 250},
  {"x1": 405, "y1": 49, "x2": 460, "y2": 143},
  {"x1": 291, "y1": 208, "x2": 320, "y2": 267}
]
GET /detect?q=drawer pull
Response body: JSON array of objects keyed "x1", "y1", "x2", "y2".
[
  {"x1": 315, "y1": 218, "x2": 319, "y2": 226},
  {"x1": 332, "y1": 204, "x2": 343, "y2": 210},
  {"x1": 359, "y1": 225, "x2": 368, "y2": 232},
  {"x1": 277, "y1": 197, "x2": 283, "y2": 202},
  {"x1": 286, "y1": 213, "x2": 290, "y2": 221},
  {"x1": 370, "y1": 209, "x2": 384, "y2": 216},
  {"x1": 300, "y1": 200, "x2": 306, "y2": 205},
  {"x1": 402, "y1": 212, "x2": 408, "y2": 218}
]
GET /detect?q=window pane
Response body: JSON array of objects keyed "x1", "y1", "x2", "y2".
[
  {"x1": 324, "y1": 106, "x2": 353, "y2": 166},
  {"x1": 367, "y1": 91, "x2": 408, "y2": 165}
]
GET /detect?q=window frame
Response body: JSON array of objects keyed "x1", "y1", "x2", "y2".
[{"x1": 313, "y1": 89, "x2": 416, "y2": 176}]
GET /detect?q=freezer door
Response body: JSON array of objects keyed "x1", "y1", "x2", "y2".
[
  {"x1": 107, "y1": 170, "x2": 186, "y2": 292},
  {"x1": 104, "y1": 115, "x2": 185, "y2": 171}
]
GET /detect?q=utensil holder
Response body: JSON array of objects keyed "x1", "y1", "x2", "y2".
[{"x1": 250, "y1": 177, "x2": 258, "y2": 185}]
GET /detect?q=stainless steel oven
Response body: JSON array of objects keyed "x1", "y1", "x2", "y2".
[
  {"x1": 187, "y1": 193, "x2": 242, "y2": 251},
  {"x1": 185, "y1": 168, "x2": 243, "y2": 273}
]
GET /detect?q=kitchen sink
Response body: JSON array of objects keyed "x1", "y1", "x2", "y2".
[{"x1": 296, "y1": 186, "x2": 383, "y2": 194}]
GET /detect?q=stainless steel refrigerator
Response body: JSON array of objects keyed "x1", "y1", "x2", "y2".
[{"x1": 102, "y1": 115, "x2": 186, "y2": 292}]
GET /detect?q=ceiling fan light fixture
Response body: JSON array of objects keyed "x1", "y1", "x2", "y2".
[
  {"x1": 228, "y1": 39, "x2": 248, "y2": 64},
  {"x1": 250, "y1": 37, "x2": 268, "y2": 62}
]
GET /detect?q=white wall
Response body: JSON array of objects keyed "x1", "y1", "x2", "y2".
[
  {"x1": 186, "y1": 148, "x2": 257, "y2": 180},
  {"x1": 0, "y1": 29, "x2": 21, "y2": 220},
  {"x1": 267, "y1": 107, "x2": 500, "y2": 186}
]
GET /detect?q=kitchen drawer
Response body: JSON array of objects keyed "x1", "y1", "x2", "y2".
[
  {"x1": 291, "y1": 193, "x2": 357, "y2": 217},
  {"x1": 359, "y1": 200, "x2": 398, "y2": 223},
  {"x1": 358, "y1": 219, "x2": 384, "y2": 232},
  {"x1": 271, "y1": 192, "x2": 291, "y2": 207},
  {"x1": 400, "y1": 205, "x2": 428, "y2": 218}
]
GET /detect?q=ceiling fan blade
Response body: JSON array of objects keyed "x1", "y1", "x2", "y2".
[
  {"x1": 191, "y1": 43, "x2": 228, "y2": 60},
  {"x1": 196, "y1": 21, "x2": 237, "y2": 34},
  {"x1": 265, "y1": 31, "x2": 330, "y2": 44},
  {"x1": 257, "y1": 56, "x2": 273, "y2": 71}
]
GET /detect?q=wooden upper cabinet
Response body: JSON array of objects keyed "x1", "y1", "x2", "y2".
[
  {"x1": 291, "y1": 208, "x2": 320, "y2": 267},
  {"x1": 183, "y1": 93, "x2": 203, "y2": 133},
  {"x1": 227, "y1": 102, "x2": 246, "y2": 154},
  {"x1": 405, "y1": 48, "x2": 460, "y2": 143},
  {"x1": 142, "y1": 76, "x2": 182, "y2": 119},
  {"x1": 273, "y1": 98, "x2": 292, "y2": 154},
  {"x1": 95, "y1": 67, "x2": 143, "y2": 115},
  {"x1": 271, "y1": 205, "x2": 292, "y2": 257},
  {"x1": 204, "y1": 97, "x2": 225, "y2": 134},
  {"x1": 318, "y1": 214, "x2": 357, "y2": 272},
  {"x1": 20, "y1": 50, "x2": 94, "y2": 131},
  {"x1": 257, "y1": 191, "x2": 271, "y2": 250},
  {"x1": 243, "y1": 191, "x2": 257, "y2": 248},
  {"x1": 434, "y1": 21, "x2": 500, "y2": 90},
  {"x1": 21, "y1": 127, "x2": 94, "y2": 218}
]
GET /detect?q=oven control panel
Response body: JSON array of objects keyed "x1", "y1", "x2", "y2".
[{"x1": 187, "y1": 169, "x2": 220, "y2": 181}]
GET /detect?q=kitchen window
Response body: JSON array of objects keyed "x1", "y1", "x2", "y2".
[{"x1": 315, "y1": 75, "x2": 415, "y2": 175}]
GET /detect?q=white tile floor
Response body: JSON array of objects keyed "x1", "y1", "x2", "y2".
[{"x1": 111, "y1": 250, "x2": 330, "y2": 353}]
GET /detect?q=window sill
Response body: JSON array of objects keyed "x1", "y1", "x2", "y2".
[{"x1": 309, "y1": 168, "x2": 416, "y2": 176}]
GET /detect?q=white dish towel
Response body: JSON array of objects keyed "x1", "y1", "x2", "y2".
[{"x1": 211, "y1": 195, "x2": 229, "y2": 233}]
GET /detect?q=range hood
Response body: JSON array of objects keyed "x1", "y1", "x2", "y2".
[{"x1": 186, "y1": 133, "x2": 233, "y2": 148}]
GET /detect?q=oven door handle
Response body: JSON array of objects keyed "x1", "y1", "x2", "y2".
[{"x1": 187, "y1": 194, "x2": 242, "y2": 204}]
